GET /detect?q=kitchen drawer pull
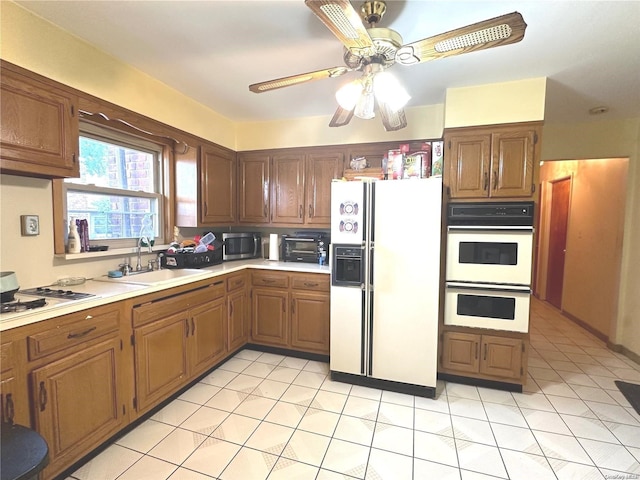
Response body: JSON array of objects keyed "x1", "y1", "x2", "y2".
[
  {"x1": 5, "y1": 393, "x2": 14, "y2": 423},
  {"x1": 484, "y1": 344, "x2": 488, "y2": 361},
  {"x1": 263, "y1": 205, "x2": 267, "y2": 218},
  {"x1": 191, "y1": 318, "x2": 195, "y2": 335},
  {"x1": 303, "y1": 282, "x2": 318, "y2": 287},
  {"x1": 185, "y1": 319, "x2": 190, "y2": 337},
  {"x1": 291, "y1": 299, "x2": 295, "y2": 314},
  {"x1": 493, "y1": 171, "x2": 498, "y2": 190},
  {"x1": 309, "y1": 204, "x2": 313, "y2": 217},
  {"x1": 282, "y1": 299, "x2": 286, "y2": 313},
  {"x1": 229, "y1": 303, "x2": 233, "y2": 316},
  {"x1": 67, "y1": 326, "x2": 97, "y2": 339},
  {"x1": 213, "y1": 280, "x2": 224, "y2": 286},
  {"x1": 39, "y1": 382, "x2": 47, "y2": 412},
  {"x1": 262, "y1": 279, "x2": 276, "y2": 284},
  {"x1": 299, "y1": 205, "x2": 303, "y2": 218},
  {"x1": 474, "y1": 342, "x2": 478, "y2": 360},
  {"x1": 234, "y1": 280, "x2": 243, "y2": 286},
  {"x1": 483, "y1": 172, "x2": 489, "y2": 191}
]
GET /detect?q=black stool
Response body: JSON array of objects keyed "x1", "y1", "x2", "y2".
[{"x1": 1, "y1": 423, "x2": 49, "y2": 480}]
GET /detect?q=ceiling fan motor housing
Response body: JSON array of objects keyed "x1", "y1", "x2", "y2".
[{"x1": 343, "y1": 27, "x2": 402, "y2": 69}]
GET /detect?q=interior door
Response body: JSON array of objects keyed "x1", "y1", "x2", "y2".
[{"x1": 546, "y1": 177, "x2": 571, "y2": 309}]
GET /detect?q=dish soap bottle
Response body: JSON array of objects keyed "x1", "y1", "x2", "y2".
[{"x1": 67, "y1": 217, "x2": 81, "y2": 253}]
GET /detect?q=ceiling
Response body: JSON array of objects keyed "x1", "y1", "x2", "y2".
[{"x1": 15, "y1": 0, "x2": 640, "y2": 126}]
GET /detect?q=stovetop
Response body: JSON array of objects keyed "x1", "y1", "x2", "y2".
[
  {"x1": 20, "y1": 287, "x2": 95, "y2": 300},
  {"x1": 0, "y1": 297, "x2": 48, "y2": 314}
]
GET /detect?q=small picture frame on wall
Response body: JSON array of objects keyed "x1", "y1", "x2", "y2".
[{"x1": 21, "y1": 215, "x2": 40, "y2": 236}]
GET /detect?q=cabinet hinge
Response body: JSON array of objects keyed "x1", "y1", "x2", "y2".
[
  {"x1": 133, "y1": 397, "x2": 137, "y2": 410},
  {"x1": 71, "y1": 105, "x2": 75, "y2": 117},
  {"x1": 531, "y1": 184, "x2": 536, "y2": 193},
  {"x1": 122, "y1": 404, "x2": 125, "y2": 415},
  {"x1": 130, "y1": 334, "x2": 135, "y2": 346}
]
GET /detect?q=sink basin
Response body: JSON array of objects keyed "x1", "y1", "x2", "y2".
[{"x1": 95, "y1": 268, "x2": 211, "y2": 286}]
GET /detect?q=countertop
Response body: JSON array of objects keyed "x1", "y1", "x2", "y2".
[{"x1": 0, "y1": 259, "x2": 329, "y2": 332}]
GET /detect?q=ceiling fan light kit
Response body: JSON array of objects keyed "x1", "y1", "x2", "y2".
[{"x1": 249, "y1": 0, "x2": 527, "y2": 131}]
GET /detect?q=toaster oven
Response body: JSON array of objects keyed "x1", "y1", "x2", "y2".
[{"x1": 282, "y1": 234, "x2": 329, "y2": 264}]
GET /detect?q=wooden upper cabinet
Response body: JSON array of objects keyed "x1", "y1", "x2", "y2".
[
  {"x1": 201, "y1": 143, "x2": 236, "y2": 224},
  {"x1": 445, "y1": 123, "x2": 541, "y2": 200},
  {"x1": 490, "y1": 129, "x2": 536, "y2": 198},
  {"x1": 238, "y1": 152, "x2": 271, "y2": 224},
  {"x1": 0, "y1": 64, "x2": 79, "y2": 178},
  {"x1": 305, "y1": 152, "x2": 343, "y2": 225},
  {"x1": 174, "y1": 141, "x2": 236, "y2": 227},
  {"x1": 272, "y1": 153, "x2": 305, "y2": 224}
]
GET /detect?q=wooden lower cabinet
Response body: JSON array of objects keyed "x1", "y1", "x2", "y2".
[
  {"x1": 134, "y1": 311, "x2": 189, "y2": 413},
  {"x1": 250, "y1": 271, "x2": 330, "y2": 354},
  {"x1": 251, "y1": 287, "x2": 289, "y2": 347},
  {"x1": 291, "y1": 291, "x2": 330, "y2": 354},
  {"x1": 31, "y1": 337, "x2": 126, "y2": 478},
  {"x1": 441, "y1": 331, "x2": 525, "y2": 382},
  {"x1": 227, "y1": 273, "x2": 249, "y2": 352},
  {"x1": 132, "y1": 282, "x2": 227, "y2": 415}
]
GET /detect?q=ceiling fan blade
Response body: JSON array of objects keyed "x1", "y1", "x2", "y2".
[
  {"x1": 249, "y1": 66, "x2": 350, "y2": 93},
  {"x1": 305, "y1": 0, "x2": 376, "y2": 57},
  {"x1": 329, "y1": 105, "x2": 355, "y2": 127},
  {"x1": 378, "y1": 101, "x2": 407, "y2": 131},
  {"x1": 396, "y1": 12, "x2": 527, "y2": 65}
]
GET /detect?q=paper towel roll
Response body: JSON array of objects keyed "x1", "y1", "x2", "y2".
[{"x1": 269, "y1": 234, "x2": 279, "y2": 261}]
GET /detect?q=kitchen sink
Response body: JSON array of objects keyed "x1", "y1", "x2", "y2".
[{"x1": 95, "y1": 268, "x2": 212, "y2": 286}]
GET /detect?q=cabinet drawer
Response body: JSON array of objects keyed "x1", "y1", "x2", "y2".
[
  {"x1": 133, "y1": 282, "x2": 225, "y2": 327},
  {"x1": 291, "y1": 274, "x2": 329, "y2": 292},
  {"x1": 226, "y1": 273, "x2": 246, "y2": 292},
  {"x1": 28, "y1": 305, "x2": 120, "y2": 361},
  {"x1": 251, "y1": 271, "x2": 289, "y2": 288},
  {"x1": 0, "y1": 342, "x2": 15, "y2": 372}
]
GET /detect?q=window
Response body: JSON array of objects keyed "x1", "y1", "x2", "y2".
[{"x1": 63, "y1": 123, "x2": 164, "y2": 248}]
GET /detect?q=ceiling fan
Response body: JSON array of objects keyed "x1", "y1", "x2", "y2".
[{"x1": 249, "y1": 0, "x2": 527, "y2": 131}]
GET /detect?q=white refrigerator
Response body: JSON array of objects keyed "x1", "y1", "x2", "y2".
[{"x1": 330, "y1": 177, "x2": 442, "y2": 393}]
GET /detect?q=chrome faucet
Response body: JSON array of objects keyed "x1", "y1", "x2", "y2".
[{"x1": 136, "y1": 236, "x2": 153, "y2": 271}]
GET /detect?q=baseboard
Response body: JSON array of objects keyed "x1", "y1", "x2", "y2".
[
  {"x1": 606, "y1": 341, "x2": 640, "y2": 365},
  {"x1": 561, "y1": 309, "x2": 609, "y2": 343}
]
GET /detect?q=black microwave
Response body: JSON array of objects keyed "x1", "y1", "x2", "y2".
[{"x1": 282, "y1": 234, "x2": 329, "y2": 264}]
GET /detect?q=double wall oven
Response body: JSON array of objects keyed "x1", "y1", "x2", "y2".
[{"x1": 445, "y1": 202, "x2": 534, "y2": 333}]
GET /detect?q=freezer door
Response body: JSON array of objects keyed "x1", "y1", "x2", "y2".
[
  {"x1": 330, "y1": 285, "x2": 365, "y2": 375},
  {"x1": 331, "y1": 181, "x2": 365, "y2": 244},
  {"x1": 370, "y1": 178, "x2": 442, "y2": 387}
]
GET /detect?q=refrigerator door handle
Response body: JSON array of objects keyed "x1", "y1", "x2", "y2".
[
  {"x1": 369, "y1": 242, "x2": 375, "y2": 288},
  {"x1": 360, "y1": 287, "x2": 367, "y2": 375}
]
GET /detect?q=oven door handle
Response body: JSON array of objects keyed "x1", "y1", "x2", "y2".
[
  {"x1": 447, "y1": 225, "x2": 534, "y2": 232},
  {"x1": 446, "y1": 282, "x2": 531, "y2": 294}
]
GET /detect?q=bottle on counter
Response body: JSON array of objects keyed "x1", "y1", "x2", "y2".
[{"x1": 67, "y1": 217, "x2": 81, "y2": 254}]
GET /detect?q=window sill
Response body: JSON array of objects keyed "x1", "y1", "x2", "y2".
[{"x1": 55, "y1": 244, "x2": 169, "y2": 261}]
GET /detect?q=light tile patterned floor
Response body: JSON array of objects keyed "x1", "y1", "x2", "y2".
[{"x1": 67, "y1": 298, "x2": 640, "y2": 479}]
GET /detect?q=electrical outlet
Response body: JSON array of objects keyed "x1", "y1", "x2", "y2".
[{"x1": 21, "y1": 215, "x2": 40, "y2": 236}]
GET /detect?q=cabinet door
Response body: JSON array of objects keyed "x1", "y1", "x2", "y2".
[
  {"x1": 272, "y1": 154, "x2": 305, "y2": 224},
  {"x1": 228, "y1": 289, "x2": 248, "y2": 352},
  {"x1": 441, "y1": 332, "x2": 480, "y2": 374},
  {"x1": 238, "y1": 153, "x2": 270, "y2": 224},
  {"x1": 134, "y1": 312, "x2": 188, "y2": 413},
  {"x1": 31, "y1": 338, "x2": 124, "y2": 477},
  {"x1": 446, "y1": 134, "x2": 491, "y2": 198},
  {"x1": 305, "y1": 152, "x2": 343, "y2": 226},
  {"x1": 291, "y1": 291, "x2": 330, "y2": 354},
  {"x1": 189, "y1": 298, "x2": 227, "y2": 377},
  {"x1": 0, "y1": 67, "x2": 79, "y2": 178},
  {"x1": 479, "y1": 335, "x2": 523, "y2": 379},
  {"x1": 490, "y1": 129, "x2": 536, "y2": 198},
  {"x1": 251, "y1": 288, "x2": 289, "y2": 346},
  {"x1": 201, "y1": 144, "x2": 236, "y2": 224}
]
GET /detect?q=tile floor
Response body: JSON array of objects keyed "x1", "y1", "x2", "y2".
[{"x1": 66, "y1": 298, "x2": 640, "y2": 479}]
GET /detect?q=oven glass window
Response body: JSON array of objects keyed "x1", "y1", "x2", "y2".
[
  {"x1": 288, "y1": 241, "x2": 317, "y2": 253},
  {"x1": 459, "y1": 242, "x2": 518, "y2": 265},
  {"x1": 457, "y1": 294, "x2": 516, "y2": 320}
]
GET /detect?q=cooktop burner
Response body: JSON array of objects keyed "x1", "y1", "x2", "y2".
[
  {"x1": 20, "y1": 287, "x2": 95, "y2": 300},
  {"x1": 0, "y1": 298, "x2": 47, "y2": 313}
]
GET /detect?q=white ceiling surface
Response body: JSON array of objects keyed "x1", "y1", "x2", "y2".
[{"x1": 15, "y1": 0, "x2": 640, "y2": 125}]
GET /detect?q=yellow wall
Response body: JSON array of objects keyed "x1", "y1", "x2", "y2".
[
  {"x1": 541, "y1": 118, "x2": 640, "y2": 356},
  {"x1": 444, "y1": 77, "x2": 547, "y2": 128},
  {"x1": 536, "y1": 159, "x2": 628, "y2": 339}
]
